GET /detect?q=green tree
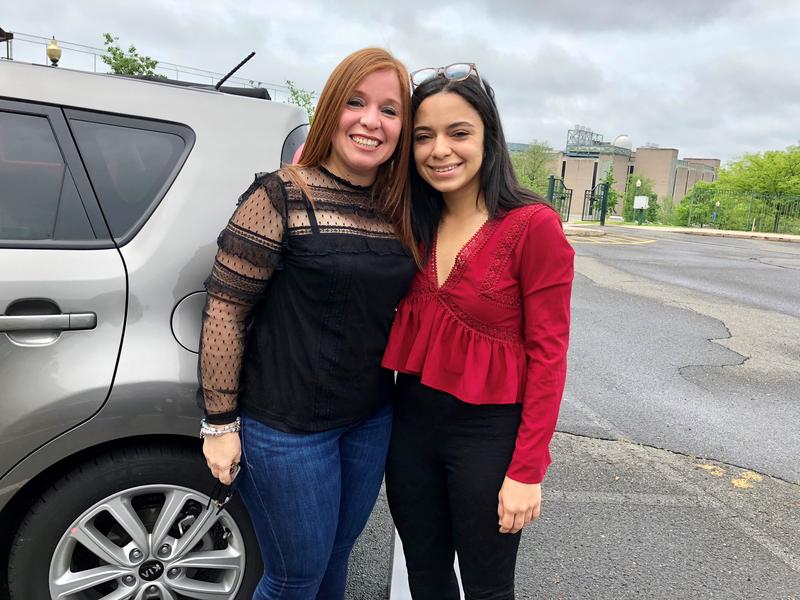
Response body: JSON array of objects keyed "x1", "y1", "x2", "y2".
[
  {"x1": 622, "y1": 175, "x2": 657, "y2": 222},
  {"x1": 714, "y1": 146, "x2": 800, "y2": 232},
  {"x1": 682, "y1": 146, "x2": 800, "y2": 231},
  {"x1": 286, "y1": 80, "x2": 316, "y2": 124},
  {"x1": 676, "y1": 182, "x2": 715, "y2": 227},
  {"x1": 599, "y1": 166, "x2": 619, "y2": 215},
  {"x1": 510, "y1": 141, "x2": 555, "y2": 197},
  {"x1": 657, "y1": 195, "x2": 675, "y2": 224},
  {"x1": 715, "y1": 146, "x2": 800, "y2": 196},
  {"x1": 100, "y1": 33, "x2": 159, "y2": 76}
]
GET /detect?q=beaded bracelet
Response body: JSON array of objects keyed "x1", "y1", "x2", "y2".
[{"x1": 200, "y1": 417, "x2": 241, "y2": 439}]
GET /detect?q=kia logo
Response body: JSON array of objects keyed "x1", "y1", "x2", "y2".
[{"x1": 139, "y1": 559, "x2": 164, "y2": 581}]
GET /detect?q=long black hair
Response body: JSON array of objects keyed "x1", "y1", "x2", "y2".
[{"x1": 410, "y1": 74, "x2": 551, "y2": 259}]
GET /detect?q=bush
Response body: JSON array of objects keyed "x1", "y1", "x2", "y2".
[
  {"x1": 680, "y1": 183, "x2": 715, "y2": 227},
  {"x1": 715, "y1": 196, "x2": 752, "y2": 231},
  {"x1": 622, "y1": 175, "x2": 657, "y2": 222},
  {"x1": 779, "y1": 215, "x2": 800, "y2": 235},
  {"x1": 674, "y1": 198, "x2": 690, "y2": 226},
  {"x1": 657, "y1": 196, "x2": 675, "y2": 224}
]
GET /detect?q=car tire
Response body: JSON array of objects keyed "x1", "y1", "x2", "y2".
[{"x1": 8, "y1": 443, "x2": 262, "y2": 599}]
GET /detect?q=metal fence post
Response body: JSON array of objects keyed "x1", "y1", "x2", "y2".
[
  {"x1": 547, "y1": 175, "x2": 555, "y2": 203},
  {"x1": 600, "y1": 182, "x2": 609, "y2": 226}
]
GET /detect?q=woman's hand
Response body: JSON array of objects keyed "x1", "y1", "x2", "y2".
[
  {"x1": 497, "y1": 476, "x2": 541, "y2": 534},
  {"x1": 203, "y1": 432, "x2": 242, "y2": 485}
]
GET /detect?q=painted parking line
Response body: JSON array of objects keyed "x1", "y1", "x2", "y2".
[{"x1": 569, "y1": 234, "x2": 656, "y2": 245}]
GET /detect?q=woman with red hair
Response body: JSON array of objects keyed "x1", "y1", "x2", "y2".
[{"x1": 198, "y1": 48, "x2": 416, "y2": 599}]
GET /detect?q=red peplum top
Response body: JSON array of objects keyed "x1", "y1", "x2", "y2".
[{"x1": 382, "y1": 203, "x2": 575, "y2": 483}]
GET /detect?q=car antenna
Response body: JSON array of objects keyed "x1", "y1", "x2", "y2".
[{"x1": 214, "y1": 52, "x2": 256, "y2": 90}]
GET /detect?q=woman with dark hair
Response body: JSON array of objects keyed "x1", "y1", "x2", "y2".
[
  {"x1": 383, "y1": 64, "x2": 575, "y2": 599},
  {"x1": 197, "y1": 48, "x2": 417, "y2": 599}
]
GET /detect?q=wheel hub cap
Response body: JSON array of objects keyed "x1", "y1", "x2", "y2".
[{"x1": 139, "y1": 559, "x2": 165, "y2": 581}]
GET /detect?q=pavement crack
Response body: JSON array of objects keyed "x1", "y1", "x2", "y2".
[
  {"x1": 676, "y1": 316, "x2": 750, "y2": 385},
  {"x1": 555, "y1": 429, "x2": 624, "y2": 444},
  {"x1": 751, "y1": 256, "x2": 800, "y2": 270},
  {"x1": 555, "y1": 431, "x2": 800, "y2": 486},
  {"x1": 717, "y1": 319, "x2": 734, "y2": 342}
]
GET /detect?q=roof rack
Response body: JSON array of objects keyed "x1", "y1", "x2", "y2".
[{"x1": 128, "y1": 74, "x2": 271, "y2": 100}]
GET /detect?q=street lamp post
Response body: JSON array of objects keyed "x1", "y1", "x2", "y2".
[{"x1": 635, "y1": 179, "x2": 643, "y2": 225}]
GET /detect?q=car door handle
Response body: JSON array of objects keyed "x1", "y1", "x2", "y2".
[{"x1": 0, "y1": 312, "x2": 97, "y2": 332}]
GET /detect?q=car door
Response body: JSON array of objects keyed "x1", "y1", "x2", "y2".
[{"x1": 0, "y1": 99, "x2": 126, "y2": 477}]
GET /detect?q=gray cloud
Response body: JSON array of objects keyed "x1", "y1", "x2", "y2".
[
  {"x1": 324, "y1": 0, "x2": 762, "y2": 33},
  {"x1": 490, "y1": 0, "x2": 761, "y2": 32},
  {"x1": 4, "y1": 0, "x2": 800, "y2": 162}
]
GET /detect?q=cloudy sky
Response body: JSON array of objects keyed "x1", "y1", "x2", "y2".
[{"x1": 5, "y1": 0, "x2": 799, "y2": 163}]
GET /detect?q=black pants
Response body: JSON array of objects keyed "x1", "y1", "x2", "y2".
[{"x1": 386, "y1": 374, "x2": 523, "y2": 600}]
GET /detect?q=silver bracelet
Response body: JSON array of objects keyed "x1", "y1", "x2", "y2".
[{"x1": 200, "y1": 417, "x2": 241, "y2": 439}]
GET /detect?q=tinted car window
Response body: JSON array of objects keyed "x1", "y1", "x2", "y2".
[
  {"x1": 0, "y1": 111, "x2": 94, "y2": 241},
  {"x1": 70, "y1": 120, "x2": 186, "y2": 238}
]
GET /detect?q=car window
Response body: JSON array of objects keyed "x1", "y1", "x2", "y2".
[
  {"x1": 69, "y1": 120, "x2": 186, "y2": 239},
  {"x1": 0, "y1": 111, "x2": 94, "y2": 241}
]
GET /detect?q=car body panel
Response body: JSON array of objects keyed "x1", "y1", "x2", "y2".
[
  {"x1": 172, "y1": 291, "x2": 206, "y2": 352},
  {"x1": 0, "y1": 60, "x2": 306, "y2": 515},
  {"x1": 0, "y1": 248, "x2": 127, "y2": 478},
  {"x1": 0, "y1": 386, "x2": 200, "y2": 509},
  {"x1": 0, "y1": 96, "x2": 127, "y2": 480}
]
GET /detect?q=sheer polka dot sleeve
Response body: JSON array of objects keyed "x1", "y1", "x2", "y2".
[{"x1": 197, "y1": 174, "x2": 287, "y2": 424}]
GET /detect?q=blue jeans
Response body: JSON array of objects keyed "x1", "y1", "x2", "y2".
[{"x1": 237, "y1": 403, "x2": 392, "y2": 600}]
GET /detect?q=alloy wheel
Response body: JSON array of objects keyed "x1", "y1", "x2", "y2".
[{"x1": 48, "y1": 484, "x2": 246, "y2": 599}]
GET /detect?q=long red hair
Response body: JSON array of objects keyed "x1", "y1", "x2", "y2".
[{"x1": 284, "y1": 48, "x2": 417, "y2": 262}]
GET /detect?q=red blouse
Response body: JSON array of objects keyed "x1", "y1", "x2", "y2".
[{"x1": 382, "y1": 203, "x2": 575, "y2": 484}]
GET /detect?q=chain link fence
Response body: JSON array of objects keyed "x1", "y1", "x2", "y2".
[{"x1": 684, "y1": 187, "x2": 800, "y2": 235}]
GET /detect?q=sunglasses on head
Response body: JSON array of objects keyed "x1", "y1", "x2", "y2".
[{"x1": 409, "y1": 62, "x2": 487, "y2": 94}]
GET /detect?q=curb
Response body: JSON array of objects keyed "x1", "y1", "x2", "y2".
[
  {"x1": 563, "y1": 226, "x2": 605, "y2": 238},
  {"x1": 617, "y1": 225, "x2": 800, "y2": 243},
  {"x1": 669, "y1": 229, "x2": 800, "y2": 243}
]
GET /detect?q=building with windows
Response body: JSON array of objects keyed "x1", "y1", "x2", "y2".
[{"x1": 548, "y1": 126, "x2": 719, "y2": 219}]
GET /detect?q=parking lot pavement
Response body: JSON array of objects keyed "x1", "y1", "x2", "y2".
[
  {"x1": 515, "y1": 433, "x2": 799, "y2": 599},
  {"x1": 347, "y1": 485, "x2": 396, "y2": 599},
  {"x1": 346, "y1": 432, "x2": 800, "y2": 599}
]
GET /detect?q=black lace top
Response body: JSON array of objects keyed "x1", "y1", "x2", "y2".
[{"x1": 198, "y1": 166, "x2": 416, "y2": 431}]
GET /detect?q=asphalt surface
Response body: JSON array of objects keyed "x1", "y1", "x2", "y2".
[
  {"x1": 352, "y1": 436, "x2": 800, "y2": 599},
  {"x1": 514, "y1": 433, "x2": 800, "y2": 599},
  {"x1": 565, "y1": 230, "x2": 800, "y2": 482},
  {"x1": 344, "y1": 228, "x2": 800, "y2": 599},
  {"x1": 571, "y1": 229, "x2": 800, "y2": 318}
]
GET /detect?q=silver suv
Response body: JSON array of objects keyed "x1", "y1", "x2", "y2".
[{"x1": 0, "y1": 59, "x2": 307, "y2": 599}]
